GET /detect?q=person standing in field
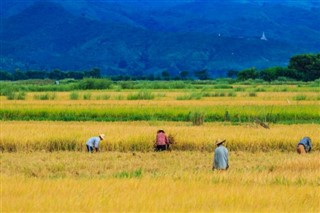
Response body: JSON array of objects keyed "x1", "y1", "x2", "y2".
[
  {"x1": 212, "y1": 139, "x2": 229, "y2": 171},
  {"x1": 154, "y1": 129, "x2": 169, "y2": 151},
  {"x1": 86, "y1": 134, "x2": 105, "y2": 153},
  {"x1": 296, "y1": 137, "x2": 312, "y2": 154}
]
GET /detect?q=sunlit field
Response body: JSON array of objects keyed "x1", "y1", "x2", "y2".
[
  {"x1": 1, "y1": 82, "x2": 319, "y2": 212},
  {"x1": 0, "y1": 121, "x2": 319, "y2": 152},
  {"x1": 1, "y1": 83, "x2": 319, "y2": 123},
  {"x1": 1, "y1": 152, "x2": 320, "y2": 212}
]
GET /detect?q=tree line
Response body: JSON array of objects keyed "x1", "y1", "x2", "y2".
[
  {"x1": 0, "y1": 53, "x2": 319, "y2": 81},
  {"x1": 0, "y1": 68, "x2": 102, "y2": 81},
  {"x1": 230, "y1": 53, "x2": 320, "y2": 81}
]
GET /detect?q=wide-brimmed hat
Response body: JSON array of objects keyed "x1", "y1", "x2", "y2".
[
  {"x1": 215, "y1": 139, "x2": 226, "y2": 145},
  {"x1": 99, "y1": 134, "x2": 105, "y2": 140}
]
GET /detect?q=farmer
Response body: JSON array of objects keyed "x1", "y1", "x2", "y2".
[
  {"x1": 86, "y1": 134, "x2": 105, "y2": 153},
  {"x1": 296, "y1": 137, "x2": 312, "y2": 154},
  {"x1": 154, "y1": 129, "x2": 169, "y2": 151},
  {"x1": 212, "y1": 139, "x2": 229, "y2": 170}
]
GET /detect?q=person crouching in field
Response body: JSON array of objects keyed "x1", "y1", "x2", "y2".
[
  {"x1": 212, "y1": 139, "x2": 229, "y2": 171},
  {"x1": 296, "y1": 137, "x2": 312, "y2": 154},
  {"x1": 154, "y1": 130, "x2": 169, "y2": 151},
  {"x1": 86, "y1": 134, "x2": 105, "y2": 153}
]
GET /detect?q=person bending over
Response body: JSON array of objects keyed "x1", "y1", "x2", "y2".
[
  {"x1": 86, "y1": 134, "x2": 105, "y2": 153},
  {"x1": 155, "y1": 130, "x2": 169, "y2": 151},
  {"x1": 297, "y1": 137, "x2": 312, "y2": 154}
]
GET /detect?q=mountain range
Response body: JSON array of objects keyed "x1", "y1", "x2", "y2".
[{"x1": 1, "y1": 0, "x2": 320, "y2": 77}]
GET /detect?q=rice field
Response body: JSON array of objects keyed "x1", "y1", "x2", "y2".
[
  {"x1": 1, "y1": 82, "x2": 319, "y2": 212},
  {"x1": 0, "y1": 121, "x2": 319, "y2": 152},
  {"x1": 1, "y1": 90, "x2": 319, "y2": 123},
  {"x1": 1, "y1": 152, "x2": 320, "y2": 212}
]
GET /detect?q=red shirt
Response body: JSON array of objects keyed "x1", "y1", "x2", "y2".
[{"x1": 156, "y1": 132, "x2": 168, "y2": 145}]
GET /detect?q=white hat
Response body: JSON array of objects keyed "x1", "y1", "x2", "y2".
[
  {"x1": 215, "y1": 139, "x2": 226, "y2": 146},
  {"x1": 99, "y1": 134, "x2": 105, "y2": 140}
]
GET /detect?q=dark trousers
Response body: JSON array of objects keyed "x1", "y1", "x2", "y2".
[
  {"x1": 155, "y1": 145, "x2": 167, "y2": 151},
  {"x1": 86, "y1": 145, "x2": 94, "y2": 153}
]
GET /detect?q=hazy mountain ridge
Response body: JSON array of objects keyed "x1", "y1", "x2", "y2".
[{"x1": 1, "y1": 0, "x2": 319, "y2": 76}]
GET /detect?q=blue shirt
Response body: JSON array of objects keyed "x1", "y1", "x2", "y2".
[
  {"x1": 298, "y1": 137, "x2": 312, "y2": 152},
  {"x1": 86, "y1": 137, "x2": 101, "y2": 148},
  {"x1": 213, "y1": 145, "x2": 229, "y2": 170}
]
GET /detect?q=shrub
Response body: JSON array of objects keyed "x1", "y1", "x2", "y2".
[
  {"x1": 118, "y1": 81, "x2": 135, "y2": 89},
  {"x1": 309, "y1": 79, "x2": 320, "y2": 87},
  {"x1": 1, "y1": 84, "x2": 18, "y2": 96},
  {"x1": 96, "y1": 94, "x2": 111, "y2": 100},
  {"x1": 134, "y1": 81, "x2": 190, "y2": 89},
  {"x1": 218, "y1": 92, "x2": 226, "y2": 97},
  {"x1": 234, "y1": 87, "x2": 246, "y2": 92},
  {"x1": 176, "y1": 92, "x2": 203, "y2": 100},
  {"x1": 5, "y1": 91, "x2": 16, "y2": 100},
  {"x1": 155, "y1": 93, "x2": 166, "y2": 98},
  {"x1": 254, "y1": 88, "x2": 266, "y2": 92},
  {"x1": 16, "y1": 92, "x2": 26, "y2": 100},
  {"x1": 69, "y1": 91, "x2": 79, "y2": 100},
  {"x1": 227, "y1": 92, "x2": 236, "y2": 97},
  {"x1": 114, "y1": 95, "x2": 125, "y2": 100},
  {"x1": 190, "y1": 92, "x2": 203, "y2": 99},
  {"x1": 189, "y1": 111, "x2": 205, "y2": 126},
  {"x1": 83, "y1": 93, "x2": 92, "y2": 100},
  {"x1": 127, "y1": 91, "x2": 154, "y2": 100},
  {"x1": 210, "y1": 92, "x2": 226, "y2": 97},
  {"x1": 248, "y1": 92, "x2": 257, "y2": 97},
  {"x1": 33, "y1": 93, "x2": 56, "y2": 100},
  {"x1": 77, "y1": 78, "x2": 113, "y2": 90},
  {"x1": 294, "y1": 94, "x2": 307, "y2": 101},
  {"x1": 213, "y1": 84, "x2": 233, "y2": 89}
]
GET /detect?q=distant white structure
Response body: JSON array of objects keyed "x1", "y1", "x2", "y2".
[{"x1": 261, "y1": 32, "x2": 267, "y2": 41}]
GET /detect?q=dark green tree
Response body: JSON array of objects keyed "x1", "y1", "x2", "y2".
[
  {"x1": 259, "y1": 67, "x2": 301, "y2": 81},
  {"x1": 161, "y1": 70, "x2": 170, "y2": 80},
  {"x1": 25, "y1": 70, "x2": 47, "y2": 79},
  {"x1": 194, "y1": 69, "x2": 210, "y2": 80},
  {"x1": 49, "y1": 69, "x2": 65, "y2": 80},
  {"x1": 275, "y1": 67, "x2": 303, "y2": 80},
  {"x1": 13, "y1": 70, "x2": 27, "y2": 80},
  {"x1": 66, "y1": 71, "x2": 84, "y2": 79},
  {"x1": 226, "y1": 70, "x2": 238, "y2": 78},
  {"x1": 85, "y1": 68, "x2": 101, "y2": 78},
  {"x1": 0, "y1": 71, "x2": 13, "y2": 80},
  {"x1": 179, "y1": 71, "x2": 189, "y2": 80},
  {"x1": 259, "y1": 67, "x2": 278, "y2": 81},
  {"x1": 288, "y1": 54, "x2": 320, "y2": 81},
  {"x1": 147, "y1": 74, "x2": 155, "y2": 81},
  {"x1": 237, "y1": 67, "x2": 258, "y2": 81}
]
